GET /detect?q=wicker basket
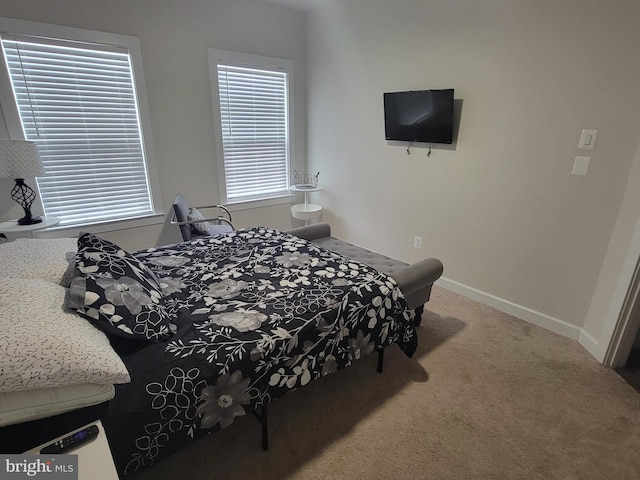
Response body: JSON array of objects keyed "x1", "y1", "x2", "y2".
[{"x1": 292, "y1": 170, "x2": 319, "y2": 189}]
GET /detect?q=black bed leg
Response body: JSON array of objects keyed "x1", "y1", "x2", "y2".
[
  {"x1": 377, "y1": 347, "x2": 385, "y2": 373},
  {"x1": 252, "y1": 404, "x2": 269, "y2": 451},
  {"x1": 261, "y1": 403, "x2": 269, "y2": 451},
  {"x1": 414, "y1": 305, "x2": 425, "y2": 327}
]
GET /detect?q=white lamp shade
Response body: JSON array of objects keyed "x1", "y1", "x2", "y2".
[{"x1": 0, "y1": 140, "x2": 46, "y2": 179}]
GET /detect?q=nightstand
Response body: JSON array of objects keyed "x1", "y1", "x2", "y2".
[
  {"x1": 290, "y1": 186, "x2": 322, "y2": 222},
  {"x1": 0, "y1": 216, "x2": 60, "y2": 240},
  {"x1": 26, "y1": 420, "x2": 118, "y2": 480}
]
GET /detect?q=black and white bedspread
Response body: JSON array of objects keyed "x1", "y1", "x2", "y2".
[{"x1": 103, "y1": 227, "x2": 417, "y2": 477}]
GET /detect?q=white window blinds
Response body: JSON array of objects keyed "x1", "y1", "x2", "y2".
[
  {"x1": 216, "y1": 63, "x2": 290, "y2": 202},
  {"x1": 1, "y1": 35, "x2": 153, "y2": 225}
]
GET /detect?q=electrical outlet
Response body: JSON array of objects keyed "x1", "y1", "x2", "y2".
[{"x1": 414, "y1": 235, "x2": 422, "y2": 249}]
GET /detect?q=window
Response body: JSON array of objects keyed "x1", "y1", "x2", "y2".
[
  {"x1": 209, "y1": 49, "x2": 293, "y2": 205},
  {"x1": 0, "y1": 19, "x2": 161, "y2": 227}
]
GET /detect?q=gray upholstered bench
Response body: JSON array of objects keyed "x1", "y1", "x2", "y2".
[{"x1": 285, "y1": 223, "x2": 443, "y2": 325}]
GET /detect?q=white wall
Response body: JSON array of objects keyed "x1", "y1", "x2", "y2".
[
  {"x1": 306, "y1": 0, "x2": 640, "y2": 337},
  {"x1": 0, "y1": 0, "x2": 306, "y2": 251}
]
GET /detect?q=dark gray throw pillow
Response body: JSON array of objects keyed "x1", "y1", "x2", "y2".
[{"x1": 69, "y1": 232, "x2": 176, "y2": 342}]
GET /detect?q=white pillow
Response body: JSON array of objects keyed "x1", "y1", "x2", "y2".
[
  {"x1": 0, "y1": 278, "x2": 130, "y2": 393},
  {"x1": 0, "y1": 237, "x2": 78, "y2": 286}
]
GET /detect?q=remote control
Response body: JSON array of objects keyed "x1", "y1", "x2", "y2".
[{"x1": 40, "y1": 425, "x2": 99, "y2": 454}]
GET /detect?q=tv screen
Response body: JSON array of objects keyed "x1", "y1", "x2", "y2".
[{"x1": 384, "y1": 89, "x2": 454, "y2": 144}]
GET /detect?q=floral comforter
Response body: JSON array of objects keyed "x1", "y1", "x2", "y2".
[{"x1": 102, "y1": 227, "x2": 416, "y2": 477}]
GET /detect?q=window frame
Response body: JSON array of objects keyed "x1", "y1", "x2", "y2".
[
  {"x1": 208, "y1": 48, "x2": 295, "y2": 209},
  {"x1": 0, "y1": 17, "x2": 163, "y2": 231}
]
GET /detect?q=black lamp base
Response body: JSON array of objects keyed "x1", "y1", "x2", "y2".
[
  {"x1": 11, "y1": 178, "x2": 42, "y2": 226},
  {"x1": 17, "y1": 214, "x2": 42, "y2": 225}
]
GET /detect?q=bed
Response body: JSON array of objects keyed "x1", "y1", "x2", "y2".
[{"x1": 0, "y1": 226, "x2": 419, "y2": 477}]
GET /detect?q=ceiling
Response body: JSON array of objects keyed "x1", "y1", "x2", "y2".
[{"x1": 255, "y1": 0, "x2": 330, "y2": 11}]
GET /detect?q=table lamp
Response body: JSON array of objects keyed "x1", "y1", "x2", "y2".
[{"x1": 0, "y1": 139, "x2": 46, "y2": 225}]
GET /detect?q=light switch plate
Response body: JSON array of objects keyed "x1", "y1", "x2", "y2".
[
  {"x1": 578, "y1": 129, "x2": 598, "y2": 149},
  {"x1": 572, "y1": 156, "x2": 591, "y2": 175}
]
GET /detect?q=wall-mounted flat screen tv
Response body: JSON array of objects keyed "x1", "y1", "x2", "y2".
[{"x1": 384, "y1": 89, "x2": 454, "y2": 144}]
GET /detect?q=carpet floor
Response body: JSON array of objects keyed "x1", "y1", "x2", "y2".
[{"x1": 133, "y1": 286, "x2": 640, "y2": 480}]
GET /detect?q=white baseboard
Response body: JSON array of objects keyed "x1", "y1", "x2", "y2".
[
  {"x1": 577, "y1": 329, "x2": 604, "y2": 363},
  {"x1": 436, "y1": 277, "x2": 583, "y2": 340}
]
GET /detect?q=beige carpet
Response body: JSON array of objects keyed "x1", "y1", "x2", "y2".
[{"x1": 134, "y1": 286, "x2": 640, "y2": 479}]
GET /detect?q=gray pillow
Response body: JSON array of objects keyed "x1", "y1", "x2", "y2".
[{"x1": 187, "y1": 207, "x2": 210, "y2": 235}]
